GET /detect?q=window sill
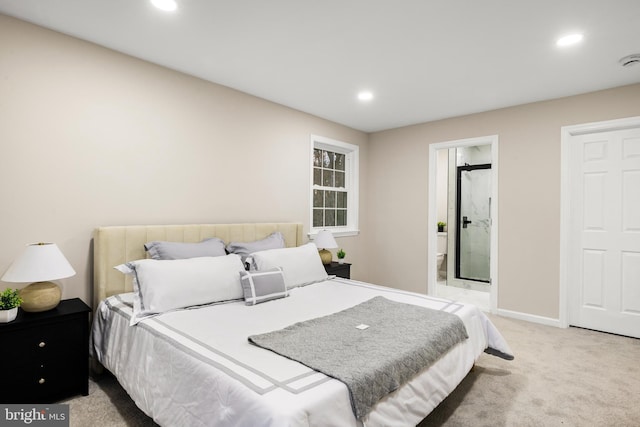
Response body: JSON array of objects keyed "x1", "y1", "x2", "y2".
[{"x1": 308, "y1": 229, "x2": 360, "y2": 239}]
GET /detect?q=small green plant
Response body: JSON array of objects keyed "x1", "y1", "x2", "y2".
[
  {"x1": 437, "y1": 221, "x2": 446, "y2": 231},
  {"x1": 337, "y1": 249, "x2": 346, "y2": 259},
  {"x1": 0, "y1": 288, "x2": 23, "y2": 310}
]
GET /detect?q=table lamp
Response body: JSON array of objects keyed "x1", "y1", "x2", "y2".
[
  {"x1": 1, "y1": 243, "x2": 76, "y2": 312},
  {"x1": 314, "y1": 230, "x2": 338, "y2": 265}
]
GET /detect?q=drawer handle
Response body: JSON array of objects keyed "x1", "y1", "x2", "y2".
[
  {"x1": 38, "y1": 342, "x2": 46, "y2": 348},
  {"x1": 38, "y1": 378, "x2": 46, "y2": 385}
]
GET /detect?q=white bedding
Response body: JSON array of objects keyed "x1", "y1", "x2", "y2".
[{"x1": 91, "y1": 278, "x2": 512, "y2": 427}]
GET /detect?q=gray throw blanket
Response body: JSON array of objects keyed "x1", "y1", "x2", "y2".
[{"x1": 248, "y1": 296, "x2": 468, "y2": 419}]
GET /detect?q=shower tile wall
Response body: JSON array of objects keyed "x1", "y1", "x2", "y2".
[{"x1": 456, "y1": 144, "x2": 491, "y2": 165}]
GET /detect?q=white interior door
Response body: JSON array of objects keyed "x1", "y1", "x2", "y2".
[{"x1": 567, "y1": 125, "x2": 640, "y2": 338}]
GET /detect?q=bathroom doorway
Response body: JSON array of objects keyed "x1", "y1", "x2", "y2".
[{"x1": 427, "y1": 136, "x2": 498, "y2": 312}]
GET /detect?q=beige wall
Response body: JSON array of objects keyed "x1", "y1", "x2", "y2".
[
  {"x1": 0, "y1": 15, "x2": 368, "y2": 306},
  {"x1": 2, "y1": 13, "x2": 639, "y2": 321},
  {"x1": 364, "y1": 83, "x2": 640, "y2": 319}
]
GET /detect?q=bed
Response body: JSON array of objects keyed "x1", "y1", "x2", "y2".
[{"x1": 90, "y1": 223, "x2": 512, "y2": 427}]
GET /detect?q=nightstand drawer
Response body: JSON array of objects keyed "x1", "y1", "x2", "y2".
[
  {"x1": 10, "y1": 359, "x2": 85, "y2": 403},
  {"x1": 3, "y1": 318, "x2": 84, "y2": 362}
]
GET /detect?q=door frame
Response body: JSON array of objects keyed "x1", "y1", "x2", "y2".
[
  {"x1": 427, "y1": 135, "x2": 499, "y2": 313},
  {"x1": 559, "y1": 116, "x2": 640, "y2": 328}
]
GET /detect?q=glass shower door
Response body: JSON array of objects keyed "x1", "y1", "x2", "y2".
[{"x1": 456, "y1": 164, "x2": 491, "y2": 282}]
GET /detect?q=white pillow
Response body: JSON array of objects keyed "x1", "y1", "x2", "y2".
[
  {"x1": 251, "y1": 243, "x2": 328, "y2": 288},
  {"x1": 115, "y1": 254, "x2": 245, "y2": 325}
]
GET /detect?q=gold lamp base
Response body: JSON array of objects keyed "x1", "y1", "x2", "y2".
[
  {"x1": 318, "y1": 249, "x2": 333, "y2": 265},
  {"x1": 19, "y1": 281, "x2": 61, "y2": 312}
]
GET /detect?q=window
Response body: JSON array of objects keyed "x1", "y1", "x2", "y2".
[{"x1": 310, "y1": 135, "x2": 359, "y2": 237}]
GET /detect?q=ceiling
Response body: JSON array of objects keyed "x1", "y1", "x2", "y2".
[{"x1": 1, "y1": 0, "x2": 639, "y2": 132}]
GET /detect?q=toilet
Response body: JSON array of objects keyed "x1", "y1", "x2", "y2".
[{"x1": 437, "y1": 232, "x2": 447, "y2": 279}]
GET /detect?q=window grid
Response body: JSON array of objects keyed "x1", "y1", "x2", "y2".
[{"x1": 313, "y1": 148, "x2": 348, "y2": 228}]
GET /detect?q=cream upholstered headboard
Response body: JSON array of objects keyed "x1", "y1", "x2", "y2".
[{"x1": 93, "y1": 223, "x2": 304, "y2": 308}]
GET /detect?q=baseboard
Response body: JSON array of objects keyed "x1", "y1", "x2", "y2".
[{"x1": 496, "y1": 308, "x2": 562, "y2": 328}]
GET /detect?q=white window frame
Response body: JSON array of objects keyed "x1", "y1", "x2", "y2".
[{"x1": 309, "y1": 135, "x2": 359, "y2": 238}]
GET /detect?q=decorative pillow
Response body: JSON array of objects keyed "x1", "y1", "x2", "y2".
[
  {"x1": 240, "y1": 267, "x2": 288, "y2": 305},
  {"x1": 251, "y1": 243, "x2": 328, "y2": 288},
  {"x1": 144, "y1": 238, "x2": 226, "y2": 260},
  {"x1": 226, "y1": 232, "x2": 286, "y2": 264},
  {"x1": 114, "y1": 254, "x2": 245, "y2": 325}
]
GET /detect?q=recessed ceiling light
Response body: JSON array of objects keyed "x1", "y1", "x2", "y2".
[
  {"x1": 357, "y1": 91, "x2": 374, "y2": 102},
  {"x1": 556, "y1": 33, "x2": 583, "y2": 47},
  {"x1": 151, "y1": 0, "x2": 177, "y2": 12}
]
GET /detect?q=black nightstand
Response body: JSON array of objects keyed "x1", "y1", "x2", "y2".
[
  {"x1": 0, "y1": 298, "x2": 91, "y2": 403},
  {"x1": 324, "y1": 262, "x2": 351, "y2": 279}
]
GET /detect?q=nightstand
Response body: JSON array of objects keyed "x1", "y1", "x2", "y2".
[
  {"x1": 0, "y1": 298, "x2": 91, "y2": 403},
  {"x1": 324, "y1": 262, "x2": 351, "y2": 279}
]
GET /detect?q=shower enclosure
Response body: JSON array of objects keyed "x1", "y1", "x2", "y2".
[
  {"x1": 443, "y1": 144, "x2": 492, "y2": 291},
  {"x1": 456, "y1": 164, "x2": 491, "y2": 283}
]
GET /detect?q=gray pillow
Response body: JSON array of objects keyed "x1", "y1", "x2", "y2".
[
  {"x1": 240, "y1": 267, "x2": 288, "y2": 305},
  {"x1": 144, "y1": 238, "x2": 226, "y2": 260},
  {"x1": 226, "y1": 232, "x2": 285, "y2": 263}
]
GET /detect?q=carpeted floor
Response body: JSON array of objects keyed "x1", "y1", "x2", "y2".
[
  {"x1": 64, "y1": 314, "x2": 640, "y2": 426},
  {"x1": 419, "y1": 315, "x2": 640, "y2": 426}
]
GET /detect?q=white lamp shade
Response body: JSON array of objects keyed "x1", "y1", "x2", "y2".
[
  {"x1": 314, "y1": 230, "x2": 338, "y2": 249},
  {"x1": 2, "y1": 243, "x2": 76, "y2": 283}
]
